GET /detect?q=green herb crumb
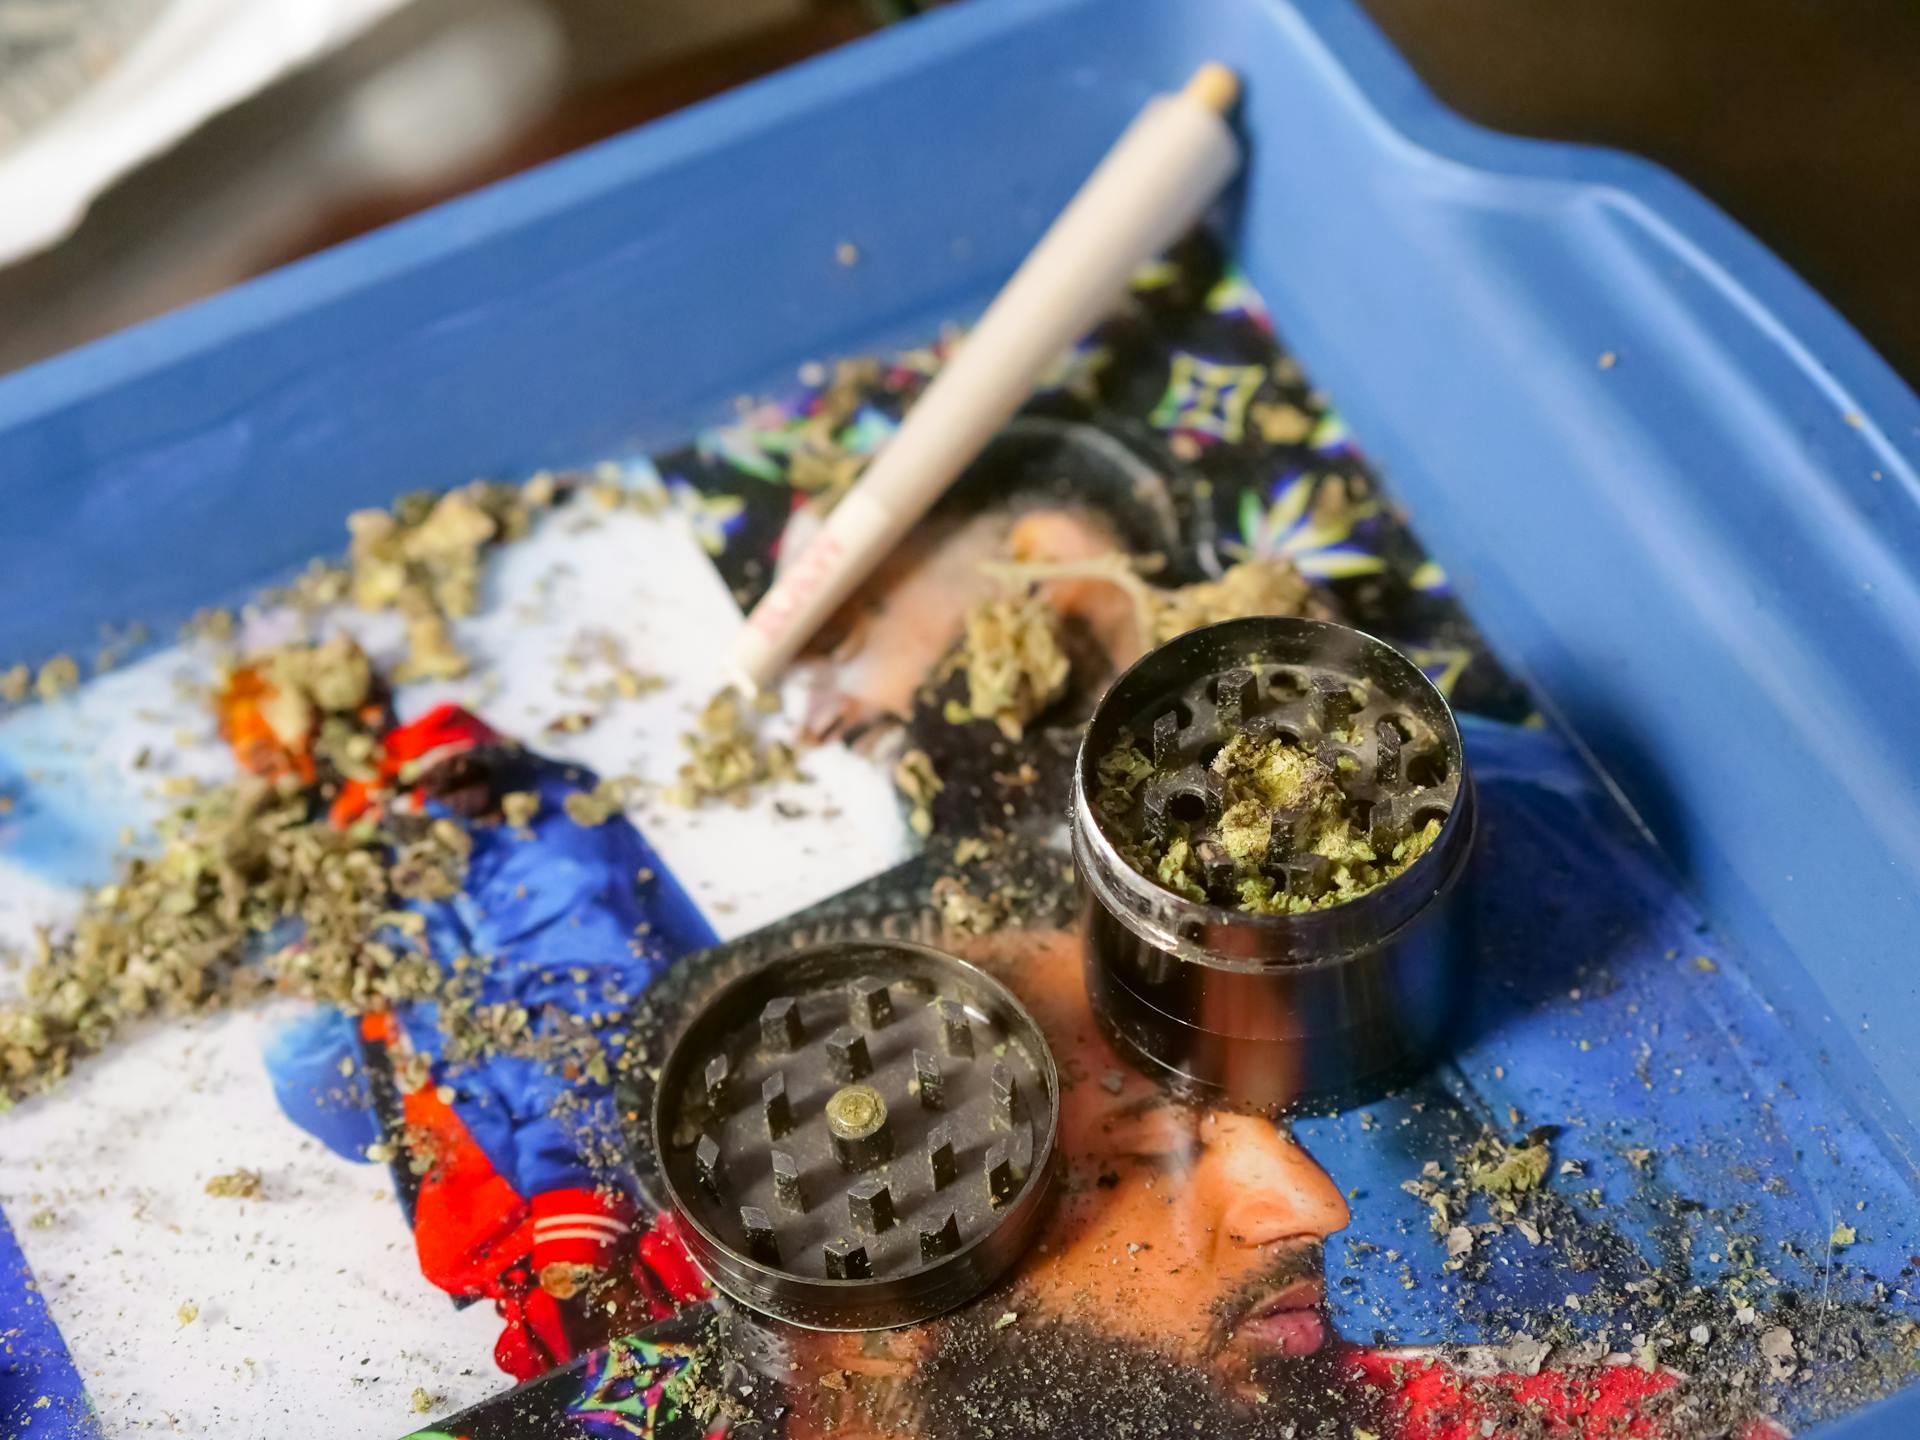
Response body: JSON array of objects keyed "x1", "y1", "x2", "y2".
[
  {"x1": 1469, "y1": 1138, "x2": 1552, "y2": 1197},
  {"x1": 205, "y1": 1168, "x2": 264, "y2": 1200},
  {"x1": 894, "y1": 749, "x2": 943, "y2": 837},
  {"x1": 949, "y1": 595, "x2": 1070, "y2": 741}
]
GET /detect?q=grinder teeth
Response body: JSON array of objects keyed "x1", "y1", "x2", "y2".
[
  {"x1": 1194, "y1": 838, "x2": 1237, "y2": 896},
  {"x1": 984, "y1": 1140, "x2": 1015, "y2": 1207},
  {"x1": 1150, "y1": 709, "x2": 1182, "y2": 766},
  {"x1": 741, "y1": 1206, "x2": 779, "y2": 1263},
  {"x1": 824, "y1": 1240, "x2": 871, "y2": 1280},
  {"x1": 1366, "y1": 794, "x2": 1413, "y2": 851},
  {"x1": 914, "y1": 1050, "x2": 945, "y2": 1109},
  {"x1": 927, "y1": 1122, "x2": 957, "y2": 1189},
  {"x1": 1311, "y1": 671, "x2": 1359, "y2": 728},
  {"x1": 658, "y1": 943, "x2": 1058, "y2": 1320},
  {"x1": 761, "y1": 1072, "x2": 792, "y2": 1139},
  {"x1": 695, "y1": 1134, "x2": 724, "y2": 1194},
  {"x1": 825, "y1": 1025, "x2": 872, "y2": 1082},
  {"x1": 919, "y1": 1210, "x2": 961, "y2": 1261},
  {"x1": 1284, "y1": 853, "x2": 1333, "y2": 901},
  {"x1": 990, "y1": 1061, "x2": 1019, "y2": 1130},
  {"x1": 1213, "y1": 667, "x2": 1254, "y2": 727},
  {"x1": 1110, "y1": 651, "x2": 1462, "y2": 905},
  {"x1": 1264, "y1": 805, "x2": 1309, "y2": 866},
  {"x1": 935, "y1": 999, "x2": 973, "y2": 1057},
  {"x1": 704, "y1": 1054, "x2": 730, "y2": 1110},
  {"x1": 847, "y1": 1177, "x2": 895, "y2": 1234},
  {"x1": 849, "y1": 976, "x2": 893, "y2": 1029},
  {"x1": 771, "y1": 1150, "x2": 806, "y2": 1213},
  {"x1": 760, "y1": 996, "x2": 804, "y2": 1051},
  {"x1": 1142, "y1": 769, "x2": 1226, "y2": 843},
  {"x1": 1373, "y1": 716, "x2": 1403, "y2": 783}
]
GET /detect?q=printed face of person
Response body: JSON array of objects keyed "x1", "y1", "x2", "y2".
[
  {"x1": 972, "y1": 931, "x2": 1350, "y2": 1372},
  {"x1": 796, "y1": 504, "x2": 1144, "y2": 739}
]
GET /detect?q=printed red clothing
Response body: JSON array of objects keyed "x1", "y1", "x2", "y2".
[
  {"x1": 1351, "y1": 1350, "x2": 1789, "y2": 1440},
  {"x1": 329, "y1": 701, "x2": 503, "y2": 826},
  {"x1": 534, "y1": 1187, "x2": 635, "y2": 1272},
  {"x1": 364, "y1": 1011, "x2": 708, "y2": 1381},
  {"x1": 255, "y1": 702, "x2": 715, "y2": 1381}
]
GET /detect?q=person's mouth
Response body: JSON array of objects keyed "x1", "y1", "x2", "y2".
[{"x1": 1228, "y1": 1275, "x2": 1327, "y2": 1357}]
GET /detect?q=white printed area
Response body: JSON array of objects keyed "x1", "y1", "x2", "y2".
[
  {"x1": 436, "y1": 499, "x2": 911, "y2": 941},
  {"x1": 0, "y1": 1005, "x2": 507, "y2": 1431},
  {"x1": 0, "y1": 498, "x2": 913, "y2": 1437}
]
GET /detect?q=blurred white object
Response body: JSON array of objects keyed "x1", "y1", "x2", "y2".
[
  {"x1": 0, "y1": 0, "x2": 168, "y2": 148},
  {"x1": 0, "y1": 0, "x2": 417, "y2": 265},
  {"x1": 323, "y1": 0, "x2": 564, "y2": 188}
]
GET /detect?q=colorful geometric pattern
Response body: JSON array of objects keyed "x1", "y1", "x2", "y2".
[
  {"x1": 1146, "y1": 353, "x2": 1267, "y2": 443},
  {"x1": 568, "y1": 1335, "x2": 702, "y2": 1438}
]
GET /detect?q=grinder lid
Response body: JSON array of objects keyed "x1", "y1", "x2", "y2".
[{"x1": 651, "y1": 940, "x2": 1059, "y2": 1329}]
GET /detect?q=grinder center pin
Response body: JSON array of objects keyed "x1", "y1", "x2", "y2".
[
  {"x1": 827, "y1": 1084, "x2": 884, "y2": 1133},
  {"x1": 651, "y1": 941, "x2": 1060, "y2": 1330}
]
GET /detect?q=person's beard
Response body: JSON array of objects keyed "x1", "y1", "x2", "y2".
[
  {"x1": 912, "y1": 1295, "x2": 1384, "y2": 1439},
  {"x1": 721, "y1": 1237, "x2": 1384, "y2": 1439}
]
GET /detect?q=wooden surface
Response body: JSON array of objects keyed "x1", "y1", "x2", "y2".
[
  {"x1": 1359, "y1": 0, "x2": 1920, "y2": 387},
  {"x1": 1, "y1": 0, "x2": 1914, "y2": 390}
]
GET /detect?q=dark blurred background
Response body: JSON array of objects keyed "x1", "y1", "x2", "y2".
[{"x1": 1, "y1": 0, "x2": 1915, "y2": 387}]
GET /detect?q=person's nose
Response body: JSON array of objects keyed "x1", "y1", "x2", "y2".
[{"x1": 1202, "y1": 1112, "x2": 1350, "y2": 1247}]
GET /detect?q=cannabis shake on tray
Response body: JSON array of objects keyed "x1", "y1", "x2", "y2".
[{"x1": 1071, "y1": 616, "x2": 1475, "y2": 1112}]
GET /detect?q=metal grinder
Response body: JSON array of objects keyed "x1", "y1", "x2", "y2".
[
  {"x1": 1071, "y1": 616, "x2": 1475, "y2": 1113},
  {"x1": 651, "y1": 940, "x2": 1060, "y2": 1330}
]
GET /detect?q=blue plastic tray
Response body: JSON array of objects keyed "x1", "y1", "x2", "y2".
[{"x1": 2, "y1": 0, "x2": 1917, "y2": 1432}]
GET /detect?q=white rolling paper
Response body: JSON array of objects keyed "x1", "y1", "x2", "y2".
[{"x1": 734, "y1": 68, "x2": 1243, "y2": 692}]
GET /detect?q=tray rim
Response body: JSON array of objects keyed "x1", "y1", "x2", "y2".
[
  {"x1": 1, "y1": 2, "x2": 1916, "y2": 1434},
  {"x1": 0, "y1": 0, "x2": 1914, "y2": 455}
]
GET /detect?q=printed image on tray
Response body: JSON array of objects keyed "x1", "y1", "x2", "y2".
[{"x1": 1, "y1": 236, "x2": 1913, "y2": 1440}]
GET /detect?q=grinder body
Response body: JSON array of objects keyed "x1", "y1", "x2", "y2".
[{"x1": 1072, "y1": 616, "x2": 1476, "y2": 1113}]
